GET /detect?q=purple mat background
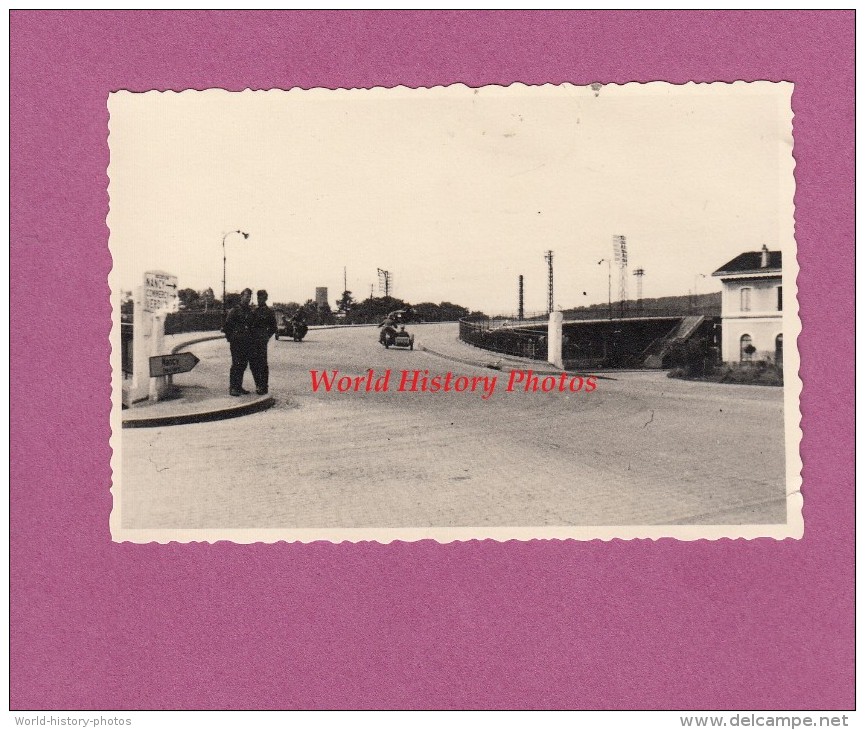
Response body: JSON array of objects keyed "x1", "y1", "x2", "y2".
[{"x1": 10, "y1": 11, "x2": 854, "y2": 710}]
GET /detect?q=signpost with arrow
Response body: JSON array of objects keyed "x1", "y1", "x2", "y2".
[
  {"x1": 125, "y1": 269, "x2": 183, "y2": 404},
  {"x1": 149, "y1": 352, "x2": 200, "y2": 378},
  {"x1": 143, "y1": 270, "x2": 179, "y2": 314}
]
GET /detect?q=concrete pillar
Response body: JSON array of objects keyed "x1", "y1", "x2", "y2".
[
  {"x1": 548, "y1": 311, "x2": 563, "y2": 369},
  {"x1": 129, "y1": 287, "x2": 172, "y2": 404},
  {"x1": 130, "y1": 286, "x2": 153, "y2": 404},
  {"x1": 148, "y1": 312, "x2": 169, "y2": 402}
]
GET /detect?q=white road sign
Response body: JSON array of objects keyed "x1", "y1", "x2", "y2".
[{"x1": 143, "y1": 270, "x2": 179, "y2": 313}]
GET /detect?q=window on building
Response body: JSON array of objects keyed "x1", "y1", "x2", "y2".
[
  {"x1": 775, "y1": 334, "x2": 783, "y2": 365},
  {"x1": 740, "y1": 334, "x2": 754, "y2": 362},
  {"x1": 740, "y1": 287, "x2": 752, "y2": 312},
  {"x1": 777, "y1": 286, "x2": 783, "y2": 311}
]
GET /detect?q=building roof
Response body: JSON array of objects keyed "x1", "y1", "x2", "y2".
[{"x1": 712, "y1": 250, "x2": 782, "y2": 276}]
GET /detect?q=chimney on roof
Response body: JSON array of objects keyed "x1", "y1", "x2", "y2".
[{"x1": 760, "y1": 244, "x2": 769, "y2": 268}]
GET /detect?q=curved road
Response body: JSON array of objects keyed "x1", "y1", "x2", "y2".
[{"x1": 120, "y1": 323, "x2": 786, "y2": 530}]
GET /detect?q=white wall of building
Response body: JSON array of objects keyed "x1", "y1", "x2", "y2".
[{"x1": 720, "y1": 275, "x2": 783, "y2": 363}]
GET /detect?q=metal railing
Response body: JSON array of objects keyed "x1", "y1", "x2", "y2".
[
  {"x1": 459, "y1": 318, "x2": 548, "y2": 360},
  {"x1": 120, "y1": 322, "x2": 133, "y2": 377}
]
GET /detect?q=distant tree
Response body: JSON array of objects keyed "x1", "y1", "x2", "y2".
[
  {"x1": 273, "y1": 301, "x2": 302, "y2": 313},
  {"x1": 303, "y1": 298, "x2": 336, "y2": 325},
  {"x1": 336, "y1": 290, "x2": 355, "y2": 314},
  {"x1": 120, "y1": 290, "x2": 133, "y2": 321},
  {"x1": 347, "y1": 296, "x2": 409, "y2": 324},
  {"x1": 200, "y1": 287, "x2": 216, "y2": 312},
  {"x1": 562, "y1": 292, "x2": 721, "y2": 320},
  {"x1": 436, "y1": 301, "x2": 470, "y2": 321},
  {"x1": 318, "y1": 302, "x2": 336, "y2": 325},
  {"x1": 412, "y1": 302, "x2": 441, "y2": 322},
  {"x1": 224, "y1": 292, "x2": 242, "y2": 310},
  {"x1": 177, "y1": 288, "x2": 200, "y2": 310}
]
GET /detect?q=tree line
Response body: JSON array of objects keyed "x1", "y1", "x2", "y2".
[
  {"x1": 328, "y1": 291, "x2": 485, "y2": 325},
  {"x1": 122, "y1": 287, "x2": 485, "y2": 331}
]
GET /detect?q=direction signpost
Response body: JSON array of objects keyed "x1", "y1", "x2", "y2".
[
  {"x1": 126, "y1": 269, "x2": 183, "y2": 405},
  {"x1": 149, "y1": 352, "x2": 199, "y2": 378},
  {"x1": 143, "y1": 270, "x2": 179, "y2": 313}
]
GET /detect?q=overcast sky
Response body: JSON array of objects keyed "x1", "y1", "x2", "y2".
[{"x1": 109, "y1": 82, "x2": 793, "y2": 314}]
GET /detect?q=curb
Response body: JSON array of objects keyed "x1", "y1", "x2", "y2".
[
  {"x1": 418, "y1": 343, "x2": 616, "y2": 380},
  {"x1": 124, "y1": 334, "x2": 275, "y2": 428},
  {"x1": 170, "y1": 334, "x2": 224, "y2": 354},
  {"x1": 122, "y1": 394, "x2": 275, "y2": 428},
  {"x1": 418, "y1": 344, "x2": 564, "y2": 375}
]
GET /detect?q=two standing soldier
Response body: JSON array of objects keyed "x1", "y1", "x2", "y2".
[{"x1": 222, "y1": 288, "x2": 277, "y2": 396}]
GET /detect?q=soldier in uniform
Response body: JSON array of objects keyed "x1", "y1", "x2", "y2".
[
  {"x1": 249, "y1": 289, "x2": 278, "y2": 395},
  {"x1": 222, "y1": 288, "x2": 254, "y2": 396},
  {"x1": 378, "y1": 314, "x2": 398, "y2": 346},
  {"x1": 289, "y1": 307, "x2": 308, "y2": 340},
  {"x1": 291, "y1": 307, "x2": 307, "y2": 324}
]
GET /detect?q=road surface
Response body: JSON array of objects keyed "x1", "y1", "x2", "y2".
[{"x1": 119, "y1": 324, "x2": 787, "y2": 529}]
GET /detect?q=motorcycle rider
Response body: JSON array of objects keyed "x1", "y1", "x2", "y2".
[
  {"x1": 379, "y1": 314, "x2": 398, "y2": 346},
  {"x1": 290, "y1": 307, "x2": 308, "y2": 340}
]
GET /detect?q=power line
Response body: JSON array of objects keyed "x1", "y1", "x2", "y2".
[{"x1": 377, "y1": 268, "x2": 391, "y2": 298}]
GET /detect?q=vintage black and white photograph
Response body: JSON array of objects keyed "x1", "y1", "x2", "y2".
[{"x1": 109, "y1": 82, "x2": 800, "y2": 542}]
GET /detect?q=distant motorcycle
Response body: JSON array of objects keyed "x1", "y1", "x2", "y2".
[
  {"x1": 379, "y1": 322, "x2": 414, "y2": 350},
  {"x1": 288, "y1": 320, "x2": 308, "y2": 342},
  {"x1": 276, "y1": 312, "x2": 308, "y2": 342}
]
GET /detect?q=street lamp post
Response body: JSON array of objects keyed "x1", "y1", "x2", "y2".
[
  {"x1": 598, "y1": 258, "x2": 612, "y2": 320},
  {"x1": 222, "y1": 229, "x2": 250, "y2": 317},
  {"x1": 693, "y1": 273, "x2": 707, "y2": 313}
]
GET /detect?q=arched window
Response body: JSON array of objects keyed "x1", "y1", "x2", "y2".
[
  {"x1": 775, "y1": 334, "x2": 783, "y2": 364},
  {"x1": 740, "y1": 334, "x2": 754, "y2": 361},
  {"x1": 740, "y1": 287, "x2": 752, "y2": 312}
]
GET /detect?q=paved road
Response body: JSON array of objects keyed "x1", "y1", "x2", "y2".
[{"x1": 120, "y1": 323, "x2": 787, "y2": 530}]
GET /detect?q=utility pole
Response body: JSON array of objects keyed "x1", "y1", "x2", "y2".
[
  {"x1": 633, "y1": 268, "x2": 645, "y2": 313},
  {"x1": 221, "y1": 229, "x2": 250, "y2": 317},
  {"x1": 518, "y1": 275, "x2": 524, "y2": 321},
  {"x1": 377, "y1": 268, "x2": 391, "y2": 298},
  {"x1": 693, "y1": 273, "x2": 706, "y2": 313},
  {"x1": 598, "y1": 258, "x2": 612, "y2": 320},
  {"x1": 613, "y1": 235, "x2": 629, "y2": 318}
]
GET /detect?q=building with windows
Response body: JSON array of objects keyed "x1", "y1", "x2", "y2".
[{"x1": 712, "y1": 245, "x2": 783, "y2": 364}]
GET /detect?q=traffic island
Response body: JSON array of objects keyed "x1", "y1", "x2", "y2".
[{"x1": 122, "y1": 389, "x2": 275, "y2": 428}]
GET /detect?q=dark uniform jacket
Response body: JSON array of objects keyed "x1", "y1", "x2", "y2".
[
  {"x1": 222, "y1": 304, "x2": 254, "y2": 343},
  {"x1": 251, "y1": 304, "x2": 278, "y2": 343}
]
